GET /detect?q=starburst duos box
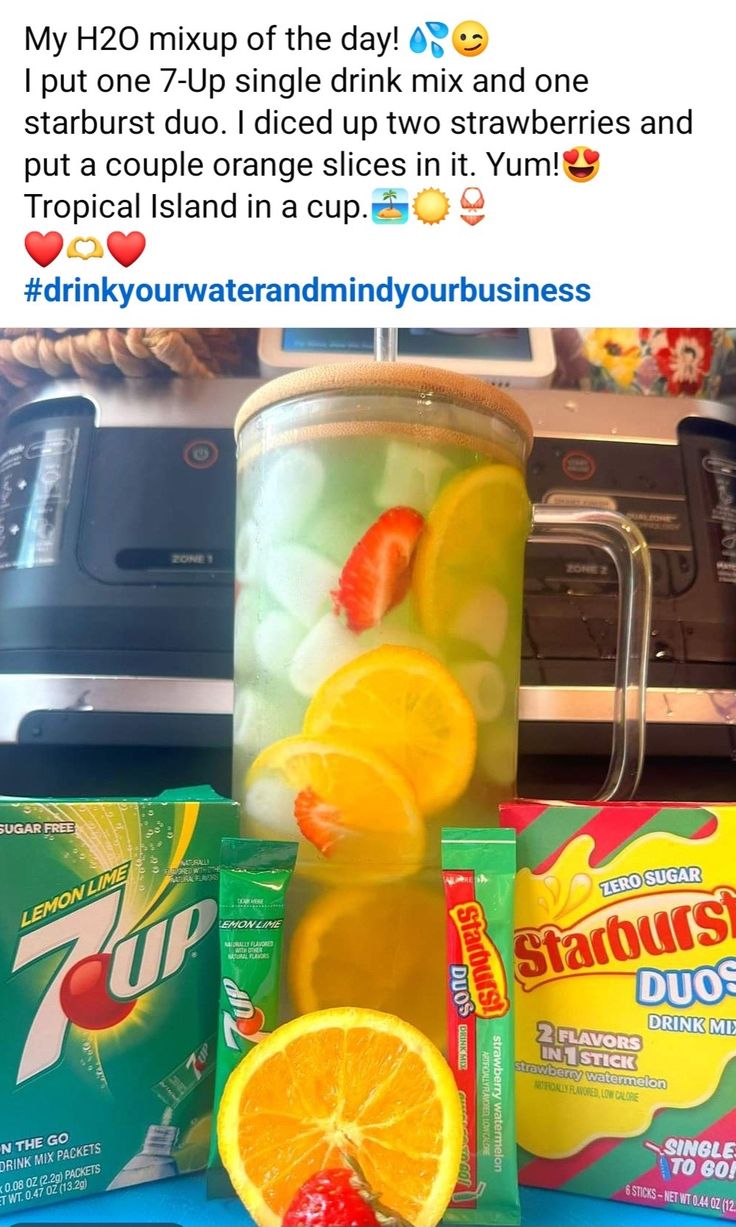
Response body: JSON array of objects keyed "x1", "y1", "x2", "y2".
[
  {"x1": 0, "y1": 787, "x2": 238, "y2": 1211},
  {"x1": 501, "y1": 803, "x2": 736, "y2": 1221}
]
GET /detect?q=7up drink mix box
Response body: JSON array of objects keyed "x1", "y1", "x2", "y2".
[
  {"x1": 0, "y1": 787, "x2": 237, "y2": 1211},
  {"x1": 501, "y1": 803, "x2": 736, "y2": 1220}
]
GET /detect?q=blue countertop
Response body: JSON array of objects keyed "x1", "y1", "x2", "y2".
[{"x1": 1, "y1": 1173, "x2": 717, "y2": 1226}]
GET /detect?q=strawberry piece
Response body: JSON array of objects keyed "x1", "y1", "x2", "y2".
[
  {"x1": 283, "y1": 1168, "x2": 380, "y2": 1227},
  {"x1": 294, "y1": 788, "x2": 345, "y2": 858},
  {"x1": 332, "y1": 507, "x2": 425, "y2": 633}
]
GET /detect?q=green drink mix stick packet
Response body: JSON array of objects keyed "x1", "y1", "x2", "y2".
[
  {"x1": 442, "y1": 828, "x2": 520, "y2": 1226},
  {"x1": 207, "y1": 838, "x2": 297, "y2": 1198}
]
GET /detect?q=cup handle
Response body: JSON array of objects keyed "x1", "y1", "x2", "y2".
[{"x1": 529, "y1": 505, "x2": 653, "y2": 800}]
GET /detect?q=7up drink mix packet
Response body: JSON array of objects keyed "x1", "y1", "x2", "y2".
[
  {"x1": 502, "y1": 802, "x2": 736, "y2": 1220},
  {"x1": 208, "y1": 837, "x2": 296, "y2": 1198},
  {"x1": 442, "y1": 828, "x2": 520, "y2": 1226},
  {"x1": 0, "y1": 787, "x2": 238, "y2": 1211}
]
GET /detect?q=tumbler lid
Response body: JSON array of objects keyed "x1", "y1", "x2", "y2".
[{"x1": 234, "y1": 361, "x2": 533, "y2": 452}]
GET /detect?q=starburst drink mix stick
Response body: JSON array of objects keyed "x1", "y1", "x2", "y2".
[
  {"x1": 501, "y1": 802, "x2": 736, "y2": 1221},
  {"x1": 442, "y1": 827, "x2": 520, "y2": 1225},
  {"x1": 0, "y1": 787, "x2": 238, "y2": 1211},
  {"x1": 208, "y1": 837, "x2": 297, "y2": 1198}
]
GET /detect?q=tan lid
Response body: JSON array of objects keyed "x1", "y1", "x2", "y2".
[{"x1": 234, "y1": 362, "x2": 533, "y2": 450}]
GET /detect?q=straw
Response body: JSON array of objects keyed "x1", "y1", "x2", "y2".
[{"x1": 374, "y1": 328, "x2": 398, "y2": 362}]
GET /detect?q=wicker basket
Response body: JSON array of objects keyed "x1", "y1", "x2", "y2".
[{"x1": 0, "y1": 328, "x2": 257, "y2": 409}]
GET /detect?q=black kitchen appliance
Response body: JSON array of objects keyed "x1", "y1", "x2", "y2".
[
  {"x1": 0, "y1": 377, "x2": 246, "y2": 797},
  {"x1": 519, "y1": 388, "x2": 736, "y2": 797},
  {"x1": 0, "y1": 379, "x2": 734, "y2": 800}
]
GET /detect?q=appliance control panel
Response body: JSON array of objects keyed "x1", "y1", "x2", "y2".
[
  {"x1": 78, "y1": 427, "x2": 235, "y2": 585},
  {"x1": 523, "y1": 431, "x2": 735, "y2": 677},
  {"x1": 525, "y1": 439, "x2": 695, "y2": 601}
]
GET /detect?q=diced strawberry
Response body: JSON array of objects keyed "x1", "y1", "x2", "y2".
[
  {"x1": 331, "y1": 506, "x2": 425, "y2": 633},
  {"x1": 283, "y1": 1168, "x2": 380, "y2": 1227},
  {"x1": 294, "y1": 788, "x2": 345, "y2": 858},
  {"x1": 283, "y1": 1162, "x2": 410, "y2": 1227}
]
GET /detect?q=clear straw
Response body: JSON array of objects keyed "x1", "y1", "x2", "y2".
[{"x1": 374, "y1": 328, "x2": 398, "y2": 362}]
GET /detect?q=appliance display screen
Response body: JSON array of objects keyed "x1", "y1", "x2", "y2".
[{"x1": 281, "y1": 328, "x2": 533, "y2": 361}]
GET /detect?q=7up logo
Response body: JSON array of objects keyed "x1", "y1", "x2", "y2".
[{"x1": 12, "y1": 890, "x2": 216, "y2": 1084}]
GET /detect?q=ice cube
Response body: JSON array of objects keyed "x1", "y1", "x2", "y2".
[
  {"x1": 307, "y1": 504, "x2": 371, "y2": 568},
  {"x1": 253, "y1": 447, "x2": 325, "y2": 543},
  {"x1": 254, "y1": 610, "x2": 305, "y2": 676},
  {"x1": 244, "y1": 773, "x2": 298, "y2": 840},
  {"x1": 374, "y1": 623, "x2": 444, "y2": 661},
  {"x1": 289, "y1": 614, "x2": 366, "y2": 697},
  {"x1": 452, "y1": 661, "x2": 505, "y2": 722},
  {"x1": 235, "y1": 519, "x2": 259, "y2": 584},
  {"x1": 265, "y1": 545, "x2": 339, "y2": 627},
  {"x1": 233, "y1": 591, "x2": 259, "y2": 679},
  {"x1": 233, "y1": 687, "x2": 303, "y2": 756},
  {"x1": 289, "y1": 614, "x2": 445, "y2": 698},
  {"x1": 450, "y1": 587, "x2": 509, "y2": 658},
  {"x1": 477, "y1": 720, "x2": 518, "y2": 787},
  {"x1": 373, "y1": 440, "x2": 454, "y2": 515}
]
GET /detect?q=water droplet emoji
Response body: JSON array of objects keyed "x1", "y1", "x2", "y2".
[
  {"x1": 431, "y1": 41, "x2": 444, "y2": 57},
  {"x1": 427, "y1": 22, "x2": 449, "y2": 37},
  {"x1": 410, "y1": 27, "x2": 427, "y2": 53}
]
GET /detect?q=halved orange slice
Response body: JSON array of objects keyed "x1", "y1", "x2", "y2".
[
  {"x1": 245, "y1": 735, "x2": 424, "y2": 881},
  {"x1": 217, "y1": 1007, "x2": 463, "y2": 1227},
  {"x1": 288, "y1": 885, "x2": 446, "y2": 1049},
  {"x1": 413, "y1": 464, "x2": 530, "y2": 641},
  {"x1": 303, "y1": 646, "x2": 476, "y2": 814}
]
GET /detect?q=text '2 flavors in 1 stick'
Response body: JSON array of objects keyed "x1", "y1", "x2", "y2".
[
  {"x1": 502, "y1": 802, "x2": 736, "y2": 1221},
  {"x1": 442, "y1": 827, "x2": 520, "y2": 1226}
]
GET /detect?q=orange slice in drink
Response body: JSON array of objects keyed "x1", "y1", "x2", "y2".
[
  {"x1": 289, "y1": 884, "x2": 446, "y2": 1049},
  {"x1": 217, "y1": 1006, "x2": 463, "y2": 1227},
  {"x1": 304, "y1": 645, "x2": 476, "y2": 814},
  {"x1": 245, "y1": 735, "x2": 424, "y2": 881},
  {"x1": 413, "y1": 463, "x2": 530, "y2": 640}
]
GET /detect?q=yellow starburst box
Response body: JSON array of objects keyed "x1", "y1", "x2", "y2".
[
  {"x1": 0, "y1": 787, "x2": 238, "y2": 1210},
  {"x1": 501, "y1": 802, "x2": 736, "y2": 1220}
]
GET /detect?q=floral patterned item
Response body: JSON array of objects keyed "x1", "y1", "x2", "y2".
[{"x1": 578, "y1": 327, "x2": 730, "y2": 398}]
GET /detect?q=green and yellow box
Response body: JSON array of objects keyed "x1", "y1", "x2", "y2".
[
  {"x1": 502, "y1": 802, "x2": 736, "y2": 1220},
  {"x1": 0, "y1": 787, "x2": 238, "y2": 1211}
]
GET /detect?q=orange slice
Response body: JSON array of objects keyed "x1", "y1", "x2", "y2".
[
  {"x1": 245, "y1": 735, "x2": 424, "y2": 881},
  {"x1": 288, "y1": 885, "x2": 446, "y2": 1049},
  {"x1": 304, "y1": 646, "x2": 476, "y2": 814},
  {"x1": 413, "y1": 463, "x2": 530, "y2": 640},
  {"x1": 217, "y1": 1007, "x2": 463, "y2": 1227}
]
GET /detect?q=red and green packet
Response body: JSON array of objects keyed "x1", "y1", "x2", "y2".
[
  {"x1": 442, "y1": 827, "x2": 520, "y2": 1226},
  {"x1": 501, "y1": 802, "x2": 736, "y2": 1221}
]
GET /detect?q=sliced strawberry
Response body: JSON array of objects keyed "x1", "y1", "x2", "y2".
[
  {"x1": 332, "y1": 506, "x2": 425, "y2": 633},
  {"x1": 283, "y1": 1168, "x2": 380, "y2": 1227},
  {"x1": 294, "y1": 788, "x2": 346, "y2": 858},
  {"x1": 283, "y1": 1160, "x2": 411, "y2": 1227}
]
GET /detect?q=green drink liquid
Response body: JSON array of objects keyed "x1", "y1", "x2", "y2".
[{"x1": 234, "y1": 426, "x2": 530, "y2": 1046}]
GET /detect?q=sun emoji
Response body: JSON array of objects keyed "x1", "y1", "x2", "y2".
[{"x1": 412, "y1": 188, "x2": 450, "y2": 224}]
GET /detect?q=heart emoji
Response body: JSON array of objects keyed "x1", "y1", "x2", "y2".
[
  {"x1": 562, "y1": 149, "x2": 578, "y2": 165},
  {"x1": 66, "y1": 236, "x2": 104, "y2": 260},
  {"x1": 107, "y1": 232, "x2": 146, "y2": 267},
  {"x1": 25, "y1": 231, "x2": 63, "y2": 268},
  {"x1": 584, "y1": 149, "x2": 600, "y2": 165}
]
